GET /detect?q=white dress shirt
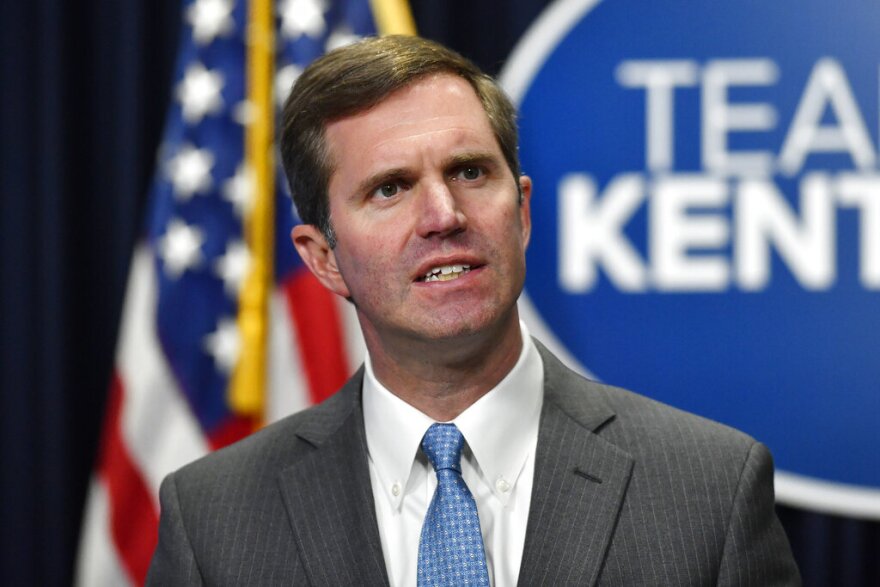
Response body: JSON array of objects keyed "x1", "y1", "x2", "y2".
[{"x1": 363, "y1": 323, "x2": 544, "y2": 587}]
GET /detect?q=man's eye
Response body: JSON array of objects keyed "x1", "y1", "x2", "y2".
[
  {"x1": 454, "y1": 166, "x2": 484, "y2": 181},
  {"x1": 373, "y1": 183, "x2": 400, "y2": 198}
]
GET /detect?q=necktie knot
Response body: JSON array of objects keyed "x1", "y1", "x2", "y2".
[{"x1": 421, "y1": 423, "x2": 464, "y2": 473}]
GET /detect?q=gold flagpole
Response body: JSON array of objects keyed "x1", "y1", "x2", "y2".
[{"x1": 231, "y1": 0, "x2": 275, "y2": 418}]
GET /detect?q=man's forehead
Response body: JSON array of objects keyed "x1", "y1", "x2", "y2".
[{"x1": 323, "y1": 74, "x2": 497, "y2": 175}]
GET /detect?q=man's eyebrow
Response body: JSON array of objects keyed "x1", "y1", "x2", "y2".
[{"x1": 444, "y1": 151, "x2": 500, "y2": 169}]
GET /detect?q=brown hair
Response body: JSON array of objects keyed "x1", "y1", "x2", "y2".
[{"x1": 279, "y1": 35, "x2": 520, "y2": 246}]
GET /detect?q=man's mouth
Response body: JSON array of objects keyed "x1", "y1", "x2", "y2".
[{"x1": 419, "y1": 264, "x2": 472, "y2": 282}]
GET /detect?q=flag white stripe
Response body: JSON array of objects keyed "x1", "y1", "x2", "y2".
[
  {"x1": 267, "y1": 288, "x2": 312, "y2": 423},
  {"x1": 117, "y1": 245, "x2": 210, "y2": 502},
  {"x1": 74, "y1": 478, "x2": 134, "y2": 587}
]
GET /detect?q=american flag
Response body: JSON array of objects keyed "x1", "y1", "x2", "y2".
[{"x1": 75, "y1": 1, "x2": 414, "y2": 584}]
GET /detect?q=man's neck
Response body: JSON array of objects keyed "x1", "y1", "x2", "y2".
[{"x1": 365, "y1": 317, "x2": 524, "y2": 422}]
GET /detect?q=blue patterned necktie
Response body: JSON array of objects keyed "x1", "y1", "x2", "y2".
[{"x1": 417, "y1": 423, "x2": 490, "y2": 586}]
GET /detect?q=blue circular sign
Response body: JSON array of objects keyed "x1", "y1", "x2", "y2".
[{"x1": 503, "y1": 0, "x2": 880, "y2": 517}]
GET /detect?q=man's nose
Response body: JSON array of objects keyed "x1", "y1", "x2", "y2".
[{"x1": 415, "y1": 180, "x2": 467, "y2": 239}]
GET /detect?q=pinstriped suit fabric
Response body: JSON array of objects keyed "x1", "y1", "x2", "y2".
[
  {"x1": 147, "y1": 385, "x2": 388, "y2": 586},
  {"x1": 147, "y1": 341, "x2": 799, "y2": 586},
  {"x1": 518, "y1": 343, "x2": 799, "y2": 586}
]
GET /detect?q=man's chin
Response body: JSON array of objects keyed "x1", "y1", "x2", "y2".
[
  {"x1": 412, "y1": 306, "x2": 519, "y2": 346},
  {"x1": 358, "y1": 298, "x2": 520, "y2": 351}
]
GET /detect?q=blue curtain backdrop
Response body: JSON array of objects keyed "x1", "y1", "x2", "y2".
[{"x1": 0, "y1": 0, "x2": 877, "y2": 585}]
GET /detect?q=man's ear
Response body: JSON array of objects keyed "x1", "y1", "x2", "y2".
[
  {"x1": 291, "y1": 224, "x2": 351, "y2": 298},
  {"x1": 518, "y1": 175, "x2": 533, "y2": 248}
]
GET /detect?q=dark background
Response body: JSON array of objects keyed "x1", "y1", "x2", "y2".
[{"x1": 0, "y1": 0, "x2": 877, "y2": 584}]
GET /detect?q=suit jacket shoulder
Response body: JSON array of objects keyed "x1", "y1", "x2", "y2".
[
  {"x1": 147, "y1": 369, "x2": 390, "y2": 586},
  {"x1": 521, "y1": 340, "x2": 800, "y2": 586},
  {"x1": 174, "y1": 371, "x2": 360, "y2": 483}
]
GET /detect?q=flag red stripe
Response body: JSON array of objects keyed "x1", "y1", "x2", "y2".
[
  {"x1": 98, "y1": 373, "x2": 160, "y2": 585},
  {"x1": 208, "y1": 415, "x2": 257, "y2": 450},
  {"x1": 282, "y1": 270, "x2": 350, "y2": 403}
]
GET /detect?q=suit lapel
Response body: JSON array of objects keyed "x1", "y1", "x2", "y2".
[
  {"x1": 518, "y1": 343, "x2": 635, "y2": 586},
  {"x1": 272, "y1": 343, "x2": 634, "y2": 586},
  {"x1": 276, "y1": 372, "x2": 390, "y2": 587}
]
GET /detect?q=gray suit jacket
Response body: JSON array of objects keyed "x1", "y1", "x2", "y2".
[{"x1": 147, "y1": 341, "x2": 800, "y2": 586}]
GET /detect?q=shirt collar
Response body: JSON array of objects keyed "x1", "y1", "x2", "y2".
[
  {"x1": 363, "y1": 353, "x2": 435, "y2": 510},
  {"x1": 362, "y1": 322, "x2": 544, "y2": 509},
  {"x1": 454, "y1": 323, "x2": 543, "y2": 505}
]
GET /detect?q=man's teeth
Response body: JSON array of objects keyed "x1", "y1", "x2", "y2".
[{"x1": 423, "y1": 264, "x2": 471, "y2": 282}]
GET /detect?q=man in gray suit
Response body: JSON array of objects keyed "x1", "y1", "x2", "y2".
[{"x1": 148, "y1": 36, "x2": 800, "y2": 586}]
